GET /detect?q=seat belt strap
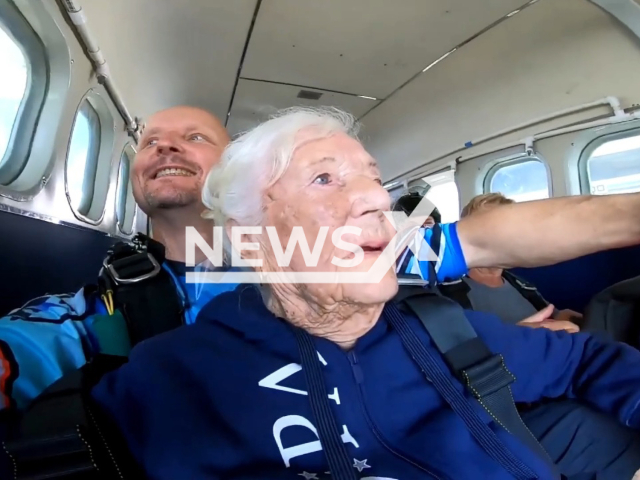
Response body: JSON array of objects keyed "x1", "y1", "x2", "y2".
[{"x1": 399, "y1": 294, "x2": 559, "y2": 477}]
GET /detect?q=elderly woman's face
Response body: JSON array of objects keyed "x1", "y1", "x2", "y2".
[{"x1": 260, "y1": 132, "x2": 398, "y2": 305}]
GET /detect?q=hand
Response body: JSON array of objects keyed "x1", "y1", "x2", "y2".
[
  {"x1": 517, "y1": 304, "x2": 580, "y2": 333},
  {"x1": 554, "y1": 309, "x2": 583, "y2": 322}
]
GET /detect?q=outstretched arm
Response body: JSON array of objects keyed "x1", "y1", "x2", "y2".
[{"x1": 457, "y1": 193, "x2": 640, "y2": 269}]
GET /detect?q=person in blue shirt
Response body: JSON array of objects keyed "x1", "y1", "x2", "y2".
[
  {"x1": 4, "y1": 105, "x2": 640, "y2": 416},
  {"x1": 92, "y1": 106, "x2": 640, "y2": 480}
]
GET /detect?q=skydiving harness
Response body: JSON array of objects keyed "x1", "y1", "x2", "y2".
[
  {"x1": 94, "y1": 233, "x2": 185, "y2": 354},
  {"x1": 2, "y1": 233, "x2": 184, "y2": 479}
]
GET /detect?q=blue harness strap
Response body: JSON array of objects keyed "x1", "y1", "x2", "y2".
[
  {"x1": 387, "y1": 295, "x2": 560, "y2": 480},
  {"x1": 294, "y1": 328, "x2": 359, "y2": 480}
]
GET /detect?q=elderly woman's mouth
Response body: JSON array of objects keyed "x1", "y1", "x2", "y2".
[
  {"x1": 362, "y1": 243, "x2": 387, "y2": 253},
  {"x1": 342, "y1": 240, "x2": 390, "y2": 259}
]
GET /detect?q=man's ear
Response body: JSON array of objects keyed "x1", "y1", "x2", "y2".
[{"x1": 225, "y1": 219, "x2": 264, "y2": 266}]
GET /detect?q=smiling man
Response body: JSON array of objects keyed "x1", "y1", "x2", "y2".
[
  {"x1": 134, "y1": 106, "x2": 229, "y2": 261},
  {"x1": 0, "y1": 106, "x2": 238, "y2": 412}
]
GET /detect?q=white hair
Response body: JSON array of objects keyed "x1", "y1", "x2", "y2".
[{"x1": 202, "y1": 106, "x2": 360, "y2": 227}]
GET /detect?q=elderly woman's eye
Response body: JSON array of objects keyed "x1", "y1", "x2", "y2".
[
  {"x1": 189, "y1": 134, "x2": 205, "y2": 142},
  {"x1": 313, "y1": 173, "x2": 332, "y2": 185}
]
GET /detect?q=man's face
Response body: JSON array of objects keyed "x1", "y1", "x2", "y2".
[{"x1": 132, "y1": 106, "x2": 230, "y2": 214}]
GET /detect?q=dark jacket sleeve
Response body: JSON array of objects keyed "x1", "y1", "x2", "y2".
[
  {"x1": 468, "y1": 310, "x2": 640, "y2": 428},
  {"x1": 91, "y1": 334, "x2": 222, "y2": 480}
]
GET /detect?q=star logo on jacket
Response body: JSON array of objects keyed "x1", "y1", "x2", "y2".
[
  {"x1": 298, "y1": 472, "x2": 318, "y2": 479},
  {"x1": 353, "y1": 458, "x2": 371, "y2": 472}
]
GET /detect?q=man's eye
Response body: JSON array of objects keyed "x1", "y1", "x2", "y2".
[
  {"x1": 145, "y1": 138, "x2": 157, "y2": 148},
  {"x1": 189, "y1": 134, "x2": 205, "y2": 142},
  {"x1": 313, "y1": 173, "x2": 332, "y2": 185}
]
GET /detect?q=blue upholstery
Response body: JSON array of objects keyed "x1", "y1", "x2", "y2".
[{"x1": 512, "y1": 245, "x2": 640, "y2": 312}]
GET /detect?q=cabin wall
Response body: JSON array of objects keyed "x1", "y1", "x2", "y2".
[
  {"x1": 0, "y1": 0, "x2": 144, "y2": 314},
  {"x1": 361, "y1": 0, "x2": 640, "y2": 208},
  {"x1": 0, "y1": 0, "x2": 145, "y2": 237}
]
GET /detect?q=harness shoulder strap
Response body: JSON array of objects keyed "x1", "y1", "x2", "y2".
[
  {"x1": 502, "y1": 271, "x2": 549, "y2": 311},
  {"x1": 400, "y1": 292, "x2": 558, "y2": 473},
  {"x1": 98, "y1": 234, "x2": 185, "y2": 350},
  {"x1": 436, "y1": 277, "x2": 473, "y2": 310}
]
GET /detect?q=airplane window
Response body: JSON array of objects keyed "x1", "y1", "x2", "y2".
[
  {"x1": 423, "y1": 170, "x2": 460, "y2": 222},
  {"x1": 584, "y1": 131, "x2": 640, "y2": 196},
  {"x1": 66, "y1": 100, "x2": 102, "y2": 218},
  {"x1": 116, "y1": 145, "x2": 136, "y2": 234},
  {"x1": 486, "y1": 158, "x2": 550, "y2": 202},
  {"x1": 0, "y1": 24, "x2": 28, "y2": 164}
]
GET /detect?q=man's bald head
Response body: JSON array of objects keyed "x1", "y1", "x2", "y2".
[
  {"x1": 132, "y1": 105, "x2": 230, "y2": 216},
  {"x1": 142, "y1": 106, "x2": 229, "y2": 144}
]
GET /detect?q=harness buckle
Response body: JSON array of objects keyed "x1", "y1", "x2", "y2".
[{"x1": 103, "y1": 252, "x2": 162, "y2": 285}]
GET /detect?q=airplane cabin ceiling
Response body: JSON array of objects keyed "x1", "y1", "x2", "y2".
[
  {"x1": 78, "y1": 0, "x2": 258, "y2": 121},
  {"x1": 76, "y1": 0, "x2": 529, "y2": 136},
  {"x1": 226, "y1": 79, "x2": 379, "y2": 137},
  {"x1": 243, "y1": 0, "x2": 527, "y2": 99}
]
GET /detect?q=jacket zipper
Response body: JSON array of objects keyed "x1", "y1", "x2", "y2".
[{"x1": 347, "y1": 351, "x2": 446, "y2": 480}]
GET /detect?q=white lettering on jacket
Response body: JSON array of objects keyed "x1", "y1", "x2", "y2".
[
  {"x1": 273, "y1": 415, "x2": 359, "y2": 467},
  {"x1": 261, "y1": 352, "x2": 358, "y2": 467}
]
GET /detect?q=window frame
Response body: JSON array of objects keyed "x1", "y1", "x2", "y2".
[
  {"x1": 0, "y1": 0, "x2": 48, "y2": 187},
  {"x1": 483, "y1": 154, "x2": 552, "y2": 200},
  {"x1": 64, "y1": 90, "x2": 115, "y2": 225},
  {"x1": 0, "y1": 0, "x2": 71, "y2": 200},
  {"x1": 578, "y1": 125, "x2": 640, "y2": 195},
  {"x1": 115, "y1": 144, "x2": 137, "y2": 236}
]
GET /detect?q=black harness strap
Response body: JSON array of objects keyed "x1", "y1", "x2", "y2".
[
  {"x1": 99, "y1": 234, "x2": 184, "y2": 347},
  {"x1": 502, "y1": 271, "x2": 549, "y2": 312},
  {"x1": 435, "y1": 278, "x2": 473, "y2": 310},
  {"x1": 398, "y1": 291, "x2": 559, "y2": 478}
]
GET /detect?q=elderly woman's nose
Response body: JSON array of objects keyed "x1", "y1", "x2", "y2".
[{"x1": 349, "y1": 177, "x2": 390, "y2": 217}]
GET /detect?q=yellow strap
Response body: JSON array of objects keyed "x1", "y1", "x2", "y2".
[{"x1": 101, "y1": 290, "x2": 115, "y2": 316}]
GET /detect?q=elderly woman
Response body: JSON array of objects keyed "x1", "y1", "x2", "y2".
[{"x1": 93, "y1": 107, "x2": 640, "y2": 480}]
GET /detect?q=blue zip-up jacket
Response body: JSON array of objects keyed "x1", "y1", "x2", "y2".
[
  {"x1": 0, "y1": 224, "x2": 466, "y2": 411},
  {"x1": 93, "y1": 284, "x2": 640, "y2": 480}
]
